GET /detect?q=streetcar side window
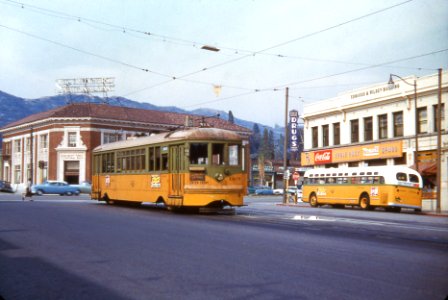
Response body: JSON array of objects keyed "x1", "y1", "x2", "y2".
[
  {"x1": 190, "y1": 143, "x2": 208, "y2": 165},
  {"x1": 149, "y1": 147, "x2": 155, "y2": 171},
  {"x1": 155, "y1": 147, "x2": 161, "y2": 170},
  {"x1": 101, "y1": 153, "x2": 115, "y2": 173},
  {"x1": 161, "y1": 153, "x2": 168, "y2": 171}
]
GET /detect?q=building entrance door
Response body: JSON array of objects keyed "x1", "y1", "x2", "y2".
[{"x1": 64, "y1": 161, "x2": 79, "y2": 184}]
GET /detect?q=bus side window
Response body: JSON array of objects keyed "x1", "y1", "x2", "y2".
[
  {"x1": 409, "y1": 174, "x2": 419, "y2": 183},
  {"x1": 396, "y1": 173, "x2": 407, "y2": 181},
  {"x1": 373, "y1": 176, "x2": 383, "y2": 184}
]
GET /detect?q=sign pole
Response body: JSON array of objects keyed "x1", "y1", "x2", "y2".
[{"x1": 283, "y1": 87, "x2": 289, "y2": 204}]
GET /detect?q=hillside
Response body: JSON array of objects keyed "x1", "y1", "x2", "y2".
[{"x1": 0, "y1": 90, "x2": 258, "y2": 131}]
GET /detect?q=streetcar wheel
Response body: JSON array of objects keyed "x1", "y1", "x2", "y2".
[
  {"x1": 359, "y1": 194, "x2": 371, "y2": 210},
  {"x1": 309, "y1": 194, "x2": 318, "y2": 207}
]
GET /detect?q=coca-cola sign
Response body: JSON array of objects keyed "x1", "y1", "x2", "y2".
[{"x1": 314, "y1": 150, "x2": 332, "y2": 164}]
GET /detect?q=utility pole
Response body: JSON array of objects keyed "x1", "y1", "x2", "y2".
[
  {"x1": 283, "y1": 87, "x2": 289, "y2": 204},
  {"x1": 30, "y1": 126, "x2": 34, "y2": 185},
  {"x1": 436, "y1": 68, "x2": 442, "y2": 213}
]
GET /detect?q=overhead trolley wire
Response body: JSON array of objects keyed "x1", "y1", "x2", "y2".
[
  {"x1": 1, "y1": 0, "x2": 420, "y2": 71},
  {"x1": 181, "y1": 48, "x2": 448, "y2": 108}
]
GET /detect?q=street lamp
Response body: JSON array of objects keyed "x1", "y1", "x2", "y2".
[{"x1": 388, "y1": 74, "x2": 419, "y2": 172}]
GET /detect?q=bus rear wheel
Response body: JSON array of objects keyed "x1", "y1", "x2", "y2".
[
  {"x1": 309, "y1": 194, "x2": 318, "y2": 207},
  {"x1": 359, "y1": 194, "x2": 371, "y2": 210}
]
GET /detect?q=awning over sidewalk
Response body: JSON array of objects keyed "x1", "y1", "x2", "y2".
[{"x1": 419, "y1": 162, "x2": 437, "y2": 176}]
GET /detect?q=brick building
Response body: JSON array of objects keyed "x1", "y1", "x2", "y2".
[{"x1": 0, "y1": 103, "x2": 251, "y2": 190}]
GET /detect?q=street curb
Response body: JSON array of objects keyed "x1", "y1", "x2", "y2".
[{"x1": 276, "y1": 203, "x2": 448, "y2": 217}]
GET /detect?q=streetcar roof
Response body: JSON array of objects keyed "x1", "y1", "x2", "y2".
[{"x1": 93, "y1": 127, "x2": 244, "y2": 152}]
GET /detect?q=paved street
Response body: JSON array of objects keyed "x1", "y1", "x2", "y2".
[{"x1": 0, "y1": 194, "x2": 447, "y2": 300}]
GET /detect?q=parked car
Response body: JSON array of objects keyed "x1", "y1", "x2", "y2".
[
  {"x1": 273, "y1": 188, "x2": 284, "y2": 195},
  {"x1": 255, "y1": 187, "x2": 274, "y2": 195},
  {"x1": 248, "y1": 185, "x2": 270, "y2": 194},
  {"x1": 0, "y1": 180, "x2": 14, "y2": 193},
  {"x1": 31, "y1": 181, "x2": 80, "y2": 196},
  {"x1": 70, "y1": 181, "x2": 92, "y2": 194}
]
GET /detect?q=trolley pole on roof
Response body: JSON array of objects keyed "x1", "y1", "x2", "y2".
[{"x1": 283, "y1": 87, "x2": 289, "y2": 204}]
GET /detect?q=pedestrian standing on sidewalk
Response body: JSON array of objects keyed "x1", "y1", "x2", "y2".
[{"x1": 22, "y1": 178, "x2": 33, "y2": 201}]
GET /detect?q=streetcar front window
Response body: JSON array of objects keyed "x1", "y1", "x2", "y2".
[
  {"x1": 228, "y1": 144, "x2": 240, "y2": 166},
  {"x1": 190, "y1": 143, "x2": 208, "y2": 165},
  {"x1": 212, "y1": 143, "x2": 225, "y2": 165}
]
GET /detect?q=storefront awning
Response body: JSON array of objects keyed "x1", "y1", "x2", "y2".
[{"x1": 419, "y1": 162, "x2": 437, "y2": 176}]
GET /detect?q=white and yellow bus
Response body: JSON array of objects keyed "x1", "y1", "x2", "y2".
[{"x1": 302, "y1": 166, "x2": 423, "y2": 212}]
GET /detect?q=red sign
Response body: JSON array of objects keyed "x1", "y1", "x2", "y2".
[
  {"x1": 292, "y1": 172, "x2": 300, "y2": 181},
  {"x1": 314, "y1": 150, "x2": 332, "y2": 164}
]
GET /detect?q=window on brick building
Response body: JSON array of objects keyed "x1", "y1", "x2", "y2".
[{"x1": 68, "y1": 132, "x2": 77, "y2": 147}]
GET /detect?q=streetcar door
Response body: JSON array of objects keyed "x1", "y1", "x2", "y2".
[{"x1": 169, "y1": 145, "x2": 184, "y2": 197}]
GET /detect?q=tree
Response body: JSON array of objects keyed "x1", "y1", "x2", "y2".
[
  {"x1": 249, "y1": 123, "x2": 261, "y2": 154},
  {"x1": 228, "y1": 110, "x2": 234, "y2": 124}
]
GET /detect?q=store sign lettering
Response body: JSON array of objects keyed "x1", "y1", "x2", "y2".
[{"x1": 289, "y1": 110, "x2": 299, "y2": 152}]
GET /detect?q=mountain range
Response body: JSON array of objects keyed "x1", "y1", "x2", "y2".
[{"x1": 0, "y1": 90, "x2": 262, "y2": 131}]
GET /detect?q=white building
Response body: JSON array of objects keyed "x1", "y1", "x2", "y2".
[{"x1": 301, "y1": 71, "x2": 447, "y2": 211}]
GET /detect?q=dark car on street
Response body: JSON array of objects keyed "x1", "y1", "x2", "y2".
[{"x1": 0, "y1": 180, "x2": 14, "y2": 193}]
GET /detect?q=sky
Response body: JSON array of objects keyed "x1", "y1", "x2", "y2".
[{"x1": 0, "y1": 0, "x2": 447, "y2": 127}]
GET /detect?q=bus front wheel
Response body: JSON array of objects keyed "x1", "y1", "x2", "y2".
[
  {"x1": 359, "y1": 194, "x2": 371, "y2": 210},
  {"x1": 309, "y1": 194, "x2": 318, "y2": 207}
]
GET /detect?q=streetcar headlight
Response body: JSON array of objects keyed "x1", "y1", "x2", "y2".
[{"x1": 214, "y1": 173, "x2": 224, "y2": 182}]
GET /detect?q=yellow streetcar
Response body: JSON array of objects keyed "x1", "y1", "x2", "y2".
[{"x1": 91, "y1": 127, "x2": 248, "y2": 211}]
